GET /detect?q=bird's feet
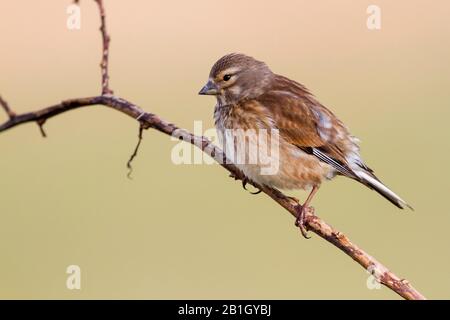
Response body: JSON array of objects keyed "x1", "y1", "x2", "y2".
[
  {"x1": 242, "y1": 176, "x2": 262, "y2": 194},
  {"x1": 229, "y1": 173, "x2": 262, "y2": 195},
  {"x1": 295, "y1": 204, "x2": 313, "y2": 239}
]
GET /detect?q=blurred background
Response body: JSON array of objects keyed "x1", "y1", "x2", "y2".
[{"x1": 0, "y1": 0, "x2": 449, "y2": 299}]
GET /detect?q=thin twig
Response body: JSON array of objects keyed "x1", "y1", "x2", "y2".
[
  {"x1": 127, "y1": 123, "x2": 145, "y2": 179},
  {"x1": 94, "y1": 0, "x2": 112, "y2": 95},
  {"x1": 0, "y1": 95, "x2": 16, "y2": 119},
  {"x1": 0, "y1": 0, "x2": 426, "y2": 300},
  {"x1": 37, "y1": 119, "x2": 47, "y2": 138}
]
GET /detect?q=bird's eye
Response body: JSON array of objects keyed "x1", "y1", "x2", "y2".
[{"x1": 223, "y1": 74, "x2": 232, "y2": 81}]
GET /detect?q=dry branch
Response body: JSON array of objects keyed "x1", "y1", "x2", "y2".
[
  {"x1": 0, "y1": 0, "x2": 425, "y2": 300},
  {"x1": 94, "y1": 0, "x2": 112, "y2": 95},
  {"x1": 0, "y1": 96, "x2": 16, "y2": 119}
]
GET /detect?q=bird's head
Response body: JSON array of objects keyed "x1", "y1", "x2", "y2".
[{"x1": 199, "y1": 53, "x2": 274, "y2": 105}]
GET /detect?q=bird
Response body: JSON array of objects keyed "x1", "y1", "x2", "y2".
[{"x1": 199, "y1": 53, "x2": 412, "y2": 237}]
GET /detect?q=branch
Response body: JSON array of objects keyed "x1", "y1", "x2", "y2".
[
  {"x1": 0, "y1": 95, "x2": 16, "y2": 119},
  {"x1": 0, "y1": 95, "x2": 426, "y2": 300},
  {"x1": 94, "y1": 0, "x2": 112, "y2": 95},
  {"x1": 0, "y1": 0, "x2": 426, "y2": 300}
]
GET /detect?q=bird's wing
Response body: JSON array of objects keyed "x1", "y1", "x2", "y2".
[
  {"x1": 256, "y1": 75, "x2": 359, "y2": 178},
  {"x1": 246, "y1": 75, "x2": 411, "y2": 209}
]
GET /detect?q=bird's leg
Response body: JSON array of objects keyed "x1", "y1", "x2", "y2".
[{"x1": 295, "y1": 185, "x2": 319, "y2": 239}]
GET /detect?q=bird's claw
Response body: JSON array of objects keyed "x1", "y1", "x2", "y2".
[
  {"x1": 242, "y1": 177, "x2": 262, "y2": 195},
  {"x1": 229, "y1": 172, "x2": 238, "y2": 180},
  {"x1": 295, "y1": 204, "x2": 311, "y2": 239},
  {"x1": 242, "y1": 178, "x2": 248, "y2": 190}
]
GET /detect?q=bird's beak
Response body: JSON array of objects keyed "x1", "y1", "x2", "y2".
[{"x1": 198, "y1": 80, "x2": 218, "y2": 95}]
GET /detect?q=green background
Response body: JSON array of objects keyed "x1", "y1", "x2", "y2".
[{"x1": 0, "y1": 0, "x2": 449, "y2": 299}]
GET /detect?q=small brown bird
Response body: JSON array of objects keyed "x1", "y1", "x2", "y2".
[{"x1": 199, "y1": 53, "x2": 411, "y2": 237}]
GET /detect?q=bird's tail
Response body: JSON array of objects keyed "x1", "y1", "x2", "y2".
[{"x1": 354, "y1": 170, "x2": 413, "y2": 210}]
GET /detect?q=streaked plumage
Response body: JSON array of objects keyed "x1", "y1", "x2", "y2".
[{"x1": 199, "y1": 53, "x2": 411, "y2": 236}]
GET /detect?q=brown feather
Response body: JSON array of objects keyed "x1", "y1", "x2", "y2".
[{"x1": 256, "y1": 74, "x2": 357, "y2": 176}]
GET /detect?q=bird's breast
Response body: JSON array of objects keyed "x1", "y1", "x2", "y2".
[{"x1": 213, "y1": 102, "x2": 334, "y2": 190}]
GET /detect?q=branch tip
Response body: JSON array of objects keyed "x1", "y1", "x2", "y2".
[
  {"x1": 126, "y1": 123, "x2": 145, "y2": 179},
  {"x1": 0, "y1": 95, "x2": 16, "y2": 119},
  {"x1": 37, "y1": 119, "x2": 47, "y2": 138},
  {"x1": 94, "y1": 0, "x2": 112, "y2": 95}
]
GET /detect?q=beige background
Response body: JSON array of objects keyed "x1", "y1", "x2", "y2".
[{"x1": 0, "y1": 0, "x2": 449, "y2": 299}]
